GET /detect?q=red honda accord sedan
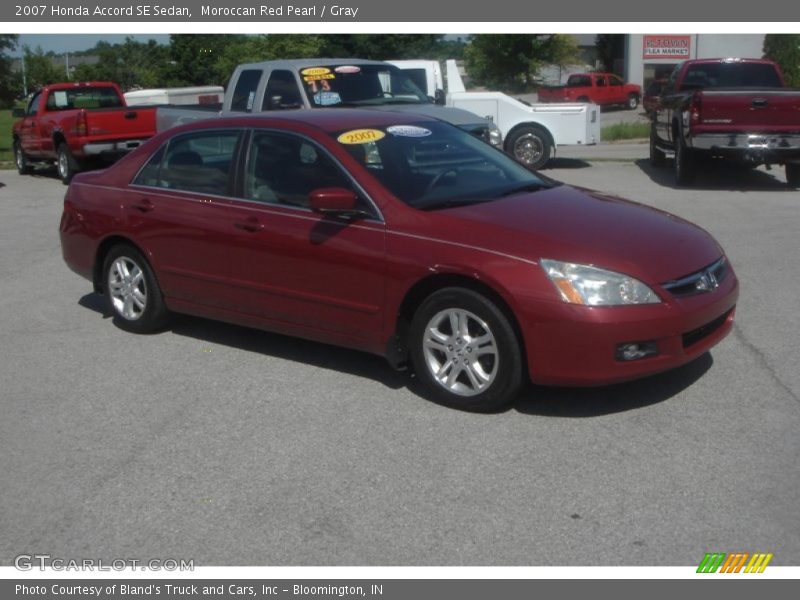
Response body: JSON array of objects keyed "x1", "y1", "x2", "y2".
[{"x1": 60, "y1": 109, "x2": 738, "y2": 411}]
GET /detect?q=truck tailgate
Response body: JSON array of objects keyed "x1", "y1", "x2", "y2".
[
  {"x1": 698, "y1": 89, "x2": 800, "y2": 132},
  {"x1": 84, "y1": 107, "x2": 157, "y2": 141}
]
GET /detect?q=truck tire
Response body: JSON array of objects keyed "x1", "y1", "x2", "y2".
[
  {"x1": 673, "y1": 135, "x2": 695, "y2": 186},
  {"x1": 649, "y1": 127, "x2": 666, "y2": 167},
  {"x1": 505, "y1": 126, "x2": 552, "y2": 170},
  {"x1": 14, "y1": 141, "x2": 32, "y2": 175},
  {"x1": 786, "y1": 163, "x2": 800, "y2": 189},
  {"x1": 627, "y1": 94, "x2": 640, "y2": 110},
  {"x1": 57, "y1": 142, "x2": 81, "y2": 185}
]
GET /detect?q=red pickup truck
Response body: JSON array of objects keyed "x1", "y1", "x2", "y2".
[
  {"x1": 538, "y1": 73, "x2": 642, "y2": 109},
  {"x1": 12, "y1": 82, "x2": 157, "y2": 183},
  {"x1": 649, "y1": 58, "x2": 800, "y2": 188}
]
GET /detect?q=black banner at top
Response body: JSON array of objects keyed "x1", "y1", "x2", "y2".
[{"x1": 2, "y1": 0, "x2": 800, "y2": 22}]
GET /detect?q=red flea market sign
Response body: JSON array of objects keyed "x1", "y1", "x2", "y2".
[{"x1": 643, "y1": 35, "x2": 692, "y2": 59}]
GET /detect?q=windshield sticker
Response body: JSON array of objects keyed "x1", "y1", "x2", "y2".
[
  {"x1": 337, "y1": 129, "x2": 386, "y2": 145},
  {"x1": 386, "y1": 125, "x2": 432, "y2": 138},
  {"x1": 314, "y1": 91, "x2": 342, "y2": 106},
  {"x1": 334, "y1": 65, "x2": 361, "y2": 74},
  {"x1": 301, "y1": 67, "x2": 335, "y2": 82}
]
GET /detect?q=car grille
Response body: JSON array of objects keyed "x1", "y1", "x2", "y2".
[
  {"x1": 682, "y1": 309, "x2": 732, "y2": 348},
  {"x1": 662, "y1": 257, "x2": 728, "y2": 298}
]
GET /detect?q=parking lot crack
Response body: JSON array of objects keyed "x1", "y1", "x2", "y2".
[{"x1": 732, "y1": 324, "x2": 800, "y2": 406}]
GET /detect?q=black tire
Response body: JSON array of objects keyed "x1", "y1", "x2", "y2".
[
  {"x1": 505, "y1": 125, "x2": 552, "y2": 170},
  {"x1": 409, "y1": 287, "x2": 524, "y2": 412},
  {"x1": 102, "y1": 244, "x2": 169, "y2": 333},
  {"x1": 649, "y1": 127, "x2": 666, "y2": 167},
  {"x1": 673, "y1": 133, "x2": 695, "y2": 186},
  {"x1": 786, "y1": 163, "x2": 800, "y2": 189},
  {"x1": 56, "y1": 142, "x2": 81, "y2": 185},
  {"x1": 14, "y1": 140, "x2": 32, "y2": 175},
  {"x1": 627, "y1": 93, "x2": 640, "y2": 110}
]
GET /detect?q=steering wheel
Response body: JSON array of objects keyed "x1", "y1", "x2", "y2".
[{"x1": 424, "y1": 169, "x2": 458, "y2": 195}]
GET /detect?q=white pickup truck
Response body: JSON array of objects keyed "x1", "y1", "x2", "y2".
[
  {"x1": 156, "y1": 58, "x2": 504, "y2": 149},
  {"x1": 390, "y1": 60, "x2": 601, "y2": 169}
]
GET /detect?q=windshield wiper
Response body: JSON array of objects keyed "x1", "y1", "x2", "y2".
[
  {"x1": 499, "y1": 182, "x2": 552, "y2": 197},
  {"x1": 415, "y1": 197, "x2": 497, "y2": 211}
]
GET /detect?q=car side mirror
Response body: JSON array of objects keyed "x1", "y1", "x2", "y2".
[
  {"x1": 434, "y1": 89, "x2": 446, "y2": 106},
  {"x1": 309, "y1": 187, "x2": 369, "y2": 220},
  {"x1": 12, "y1": 107, "x2": 26, "y2": 118}
]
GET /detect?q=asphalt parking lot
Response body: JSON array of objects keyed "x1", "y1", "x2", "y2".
[{"x1": 1, "y1": 155, "x2": 798, "y2": 566}]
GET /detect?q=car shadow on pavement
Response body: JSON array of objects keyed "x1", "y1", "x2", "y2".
[
  {"x1": 513, "y1": 352, "x2": 713, "y2": 417},
  {"x1": 636, "y1": 159, "x2": 791, "y2": 191},
  {"x1": 545, "y1": 157, "x2": 592, "y2": 170},
  {"x1": 79, "y1": 293, "x2": 410, "y2": 391},
  {"x1": 79, "y1": 292, "x2": 714, "y2": 412}
]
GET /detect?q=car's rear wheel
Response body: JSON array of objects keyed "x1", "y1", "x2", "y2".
[
  {"x1": 649, "y1": 127, "x2": 666, "y2": 167},
  {"x1": 57, "y1": 142, "x2": 81, "y2": 185},
  {"x1": 14, "y1": 141, "x2": 31, "y2": 175},
  {"x1": 506, "y1": 126, "x2": 552, "y2": 170},
  {"x1": 786, "y1": 163, "x2": 800, "y2": 189},
  {"x1": 674, "y1": 135, "x2": 695, "y2": 186},
  {"x1": 103, "y1": 245, "x2": 169, "y2": 333},
  {"x1": 410, "y1": 288, "x2": 524, "y2": 412},
  {"x1": 627, "y1": 93, "x2": 640, "y2": 110}
]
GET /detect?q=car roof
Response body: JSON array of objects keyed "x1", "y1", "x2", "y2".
[
  {"x1": 236, "y1": 58, "x2": 393, "y2": 71},
  {"x1": 184, "y1": 108, "x2": 440, "y2": 136}
]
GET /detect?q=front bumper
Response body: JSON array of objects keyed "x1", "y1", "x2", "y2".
[{"x1": 520, "y1": 265, "x2": 739, "y2": 386}]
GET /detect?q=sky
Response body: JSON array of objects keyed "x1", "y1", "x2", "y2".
[{"x1": 18, "y1": 34, "x2": 170, "y2": 54}]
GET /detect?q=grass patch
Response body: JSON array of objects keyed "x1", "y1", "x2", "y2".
[
  {"x1": 0, "y1": 109, "x2": 15, "y2": 164},
  {"x1": 601, "y1": 122, "x2": 650, "y2": 142}
]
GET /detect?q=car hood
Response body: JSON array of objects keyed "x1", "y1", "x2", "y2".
[
  {"x1": 429, "y1": 185, "x2": 722, "y2": 284},
  {"x1": 366, "y1": 104, "x2": 491, "y2": 127}
]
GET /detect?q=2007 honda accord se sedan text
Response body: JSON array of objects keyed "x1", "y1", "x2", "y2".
[{"x1": 60, "y1": 109, "x2": 738, "y2": 411}]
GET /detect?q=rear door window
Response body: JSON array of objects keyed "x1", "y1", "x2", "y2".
[{"x1": 230, "y1": 69, "x2": 263, "y2": 112}]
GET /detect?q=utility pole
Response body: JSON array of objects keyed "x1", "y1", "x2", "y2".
[
  {"x1": 65, "y1": 53, "x2": 70, "y2": 80},
  {"x1": 21, "y1": 51, "x2": 27, "y2": 97}
]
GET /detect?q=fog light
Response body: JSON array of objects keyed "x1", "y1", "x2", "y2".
[{"x1": 615, "y1": 341, "x2": 658, "y2": 361}]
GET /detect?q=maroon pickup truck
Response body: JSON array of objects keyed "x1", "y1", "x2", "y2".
[
  {"x1": 538, "y1": 73, "x2": 642, "y2": 109},
  {"x1": 649, "y1": 58, "x2": 800, "y2": 188},
  {"x1": 12, "y1": 81, "x2": 157, "y2": 183}
]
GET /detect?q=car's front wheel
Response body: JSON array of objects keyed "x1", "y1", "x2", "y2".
[
  {"x1": 410, "y1": 288, "x2": 524, "y2": 411},
  {"x1": 103, "y1": 244, "x2": 169, "y2": 333},
  {"x1": 627, "y1": 93, "x2": 640, "y2": 110}
]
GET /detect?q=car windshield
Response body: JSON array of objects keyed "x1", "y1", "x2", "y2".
[
  {"x1": 334, "y1": 121, "x2": 551, "y2": 210},
  {"x1": 299, "y1": 64, "x2": 429, "y2": 107}
]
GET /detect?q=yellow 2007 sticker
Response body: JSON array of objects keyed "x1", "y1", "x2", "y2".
[
  {"x1": 337, "y1": 129, "x2": 386, "y2": 145},
  {"x1": 301, "y1": 67, "x2": 331, "y2": 76}
]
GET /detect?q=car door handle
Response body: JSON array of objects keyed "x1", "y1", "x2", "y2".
[
  {"x1": 233, "y1": 217, "x2": 264, "y2": 232},
  {"x1": 130, "y1": 198, "x2": 154, "y2": 212},
  {"x1": 124, "y1": 111, "x2": 138, "y2": 119}
]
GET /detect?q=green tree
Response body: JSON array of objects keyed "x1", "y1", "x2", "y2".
[
  {"x1": 595, "y1": 34, "x2": 625, "y2": 74},
  {"x1": 0, "y1": 34, "x2": 19, "y2": 107},
  {"x1": 763, "y1": 34, "x2": 800, "y2": 87},
  {"x1": 214, "y1": 34, "x2": 326, "y2": 84},
  {"x1": 465, "y1": 34, "x2": 578, "y2": 92},
  {"x1": 23, "y1": 45, "x2": 61, "y2": 90},
  {"x1": 73, "y1": 38, "x2": 170, "y2": 90},
  {"x1": 320, "y1": 34, "x2": 444, "y2": 60},
  {"x1": 168, "y1": 34, "x2": 245, "y2": 86}
]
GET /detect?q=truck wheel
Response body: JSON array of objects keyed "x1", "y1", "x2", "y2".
[
  {"x1": 14, "y1": 141, "x2": 32, "y2": 175},
  {"x1": 57, "y1": 143, "x2": 81, "y2": 185},
  {"x1": 506, "y1": 126, "x2": 552, "y2": 170},
  {"x1": 627, "y1": 94, "x2": 640, "y2": 110},
  {"x1": 786, "y1": 163, "x2": 800, "y2": 189},
  {"x1": 409, "y1": 287, "x2": 524, "y2": 412},
  {"x1": 649, "y1": 128, "x2": 666, "y2": 167},
  {"x1": 673, "y1": 136, "x2": 695, "y2": 186}
]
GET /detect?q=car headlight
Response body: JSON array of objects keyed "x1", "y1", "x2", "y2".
[
  {"x1": 488, "y1": 124, "x2": 503, "y2": 147},
  {"x1": 540, "y1": 259, "x2": 660, "y2": 306}
]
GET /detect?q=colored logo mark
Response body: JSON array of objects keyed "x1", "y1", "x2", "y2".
[{"x1": 697, "y1": 552, "x2": 773, "y2": 573}]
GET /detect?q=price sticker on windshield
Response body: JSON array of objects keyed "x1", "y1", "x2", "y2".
[
  {"x1": 302, "y1": 67, "x2": 335, "y2": 82},
  {"x1": 386, "y1": 125, "x2": 432, "y2": 138},
  {"x1": 337, "y1": 129, "x2": 386, "y2": 145}
]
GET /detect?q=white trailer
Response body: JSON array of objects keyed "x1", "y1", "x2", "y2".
[
  {"x1": 124, "y1": 86, "x2": 224, "y2": 107},
  {"x1": 390, "y1": 59, "x2": 601, "y2": 169}
]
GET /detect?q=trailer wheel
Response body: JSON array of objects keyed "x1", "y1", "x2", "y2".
[
  {"x1": 506, "y1": 126, "x2": 552, "y2": 170},
  {"x1": 787, "y1": 163, "x2": 800, "y2": 189}
]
